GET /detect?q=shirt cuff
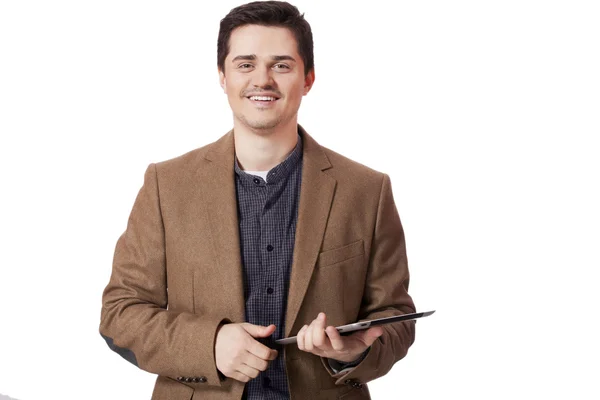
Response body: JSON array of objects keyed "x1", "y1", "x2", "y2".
[{"x1": 327, "y1": 347, "x2": 371, "y2": 374}]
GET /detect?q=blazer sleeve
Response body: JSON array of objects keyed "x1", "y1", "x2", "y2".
[
  {"x1": 99, "y1": 163, "x2": 226, "y2": 387},
  {"x1": 320, "y1": 173, "x2": 417, "y2": 384}
]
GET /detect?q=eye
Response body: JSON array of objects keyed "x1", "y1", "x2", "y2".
[
  {"x1": 238, "y1": 63, "x2": 253, "y2": 69},
  {"x1": 273, "y1": 63, "x2": 290, "y2": 70}
]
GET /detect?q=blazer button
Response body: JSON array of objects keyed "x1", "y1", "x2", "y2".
[
  {"x1": 344, "y1": 379, "x2": 352, "y2": 385},
  {"x1": 199, "y1": 376, "x2": 207, "y2": 383},
  {"x1": 176, "y1": 376, "x2": 184, "y2": 381},
  {"x1": 184, "y1": 377, "x2": 193, "y2": 383},
  {"x1": 352, "y1": 382, "x2": 363, "y2": 389}
]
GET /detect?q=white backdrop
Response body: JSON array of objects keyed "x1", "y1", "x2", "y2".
[{"x1": 1, "y1": 1, "x2": 599, "y2": 399}]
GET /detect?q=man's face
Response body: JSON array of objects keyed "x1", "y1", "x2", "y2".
[{"x1": 219, "y1": 24, "x2": 314, "y2": 132}]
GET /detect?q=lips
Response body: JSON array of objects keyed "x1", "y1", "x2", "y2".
[
  {"x1": 248, "y1": 96, "x2": 279, "y2": 108},
  {"x1": 248, "y1": 97, "x2": 277, "y2": 101},
  {"x1": 246, "y1": 93, "x2": 281, "y2": 100}
]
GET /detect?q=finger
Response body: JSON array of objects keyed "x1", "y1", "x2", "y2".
[
  {"x1": 236, "y1": 363, "x2": 260, "y2": 380},
  {"x1": 364, "y1": 326, "x2": 384, "y2": 346},
  {"x1": 353, "y1": 326, "x2": 384, "y2": 347},
  {"x1": 243, "y1": 352, "x2": 269, "y2": 372},
  {"x1": 230, "y1": 371, "x2": 251, "y2": 383},
  {"x1": 248, "y1": 340, "x2": 278, "y2": 361},
  {"x1": 325, "y1": 325, "x2": 345, "y2": 351},
  {"x1": 267, "y1": 348, "x2": 278, "y2": 361},
  {"x1": 312, "y1": 312, "x2": 328, "y2": 348},
  {"x1": 242, "y1": 323, "x2": 276, "y2": 338},
  {"x1": 305, "y1": 318, "x2": 318, "y2": 352},
  {"x1": 297, "y1": 325, "x2": 308, "y2": 351}
]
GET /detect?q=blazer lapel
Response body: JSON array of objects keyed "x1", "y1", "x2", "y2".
[
  {"x1": 200, "y1": 130, "x2": 246, "y2": 323},
  {"x1": 199, "y1": 126, "x2": 336, "y2": 337},
  {"x1": 284, "y1": 126, "x2": 336, "y2": 337}
]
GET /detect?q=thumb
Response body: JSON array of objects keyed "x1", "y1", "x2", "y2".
[
  {"x1": 243, "y1": 323, "x2": 276, "y2": 338},
  {"x1": 357, "y1": 326, "x2": 383, "y2": 347}
]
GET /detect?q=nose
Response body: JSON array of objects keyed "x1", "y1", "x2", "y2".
[{"x1": 252, "y1": 64, "x2": 275, "y2": 88}]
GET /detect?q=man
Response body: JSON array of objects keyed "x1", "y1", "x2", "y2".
[{"x1": 99, "y1": 1, "x2": 416, "y2": 399}]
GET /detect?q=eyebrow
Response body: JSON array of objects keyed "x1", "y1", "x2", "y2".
[{"x1": 231, "y1": 54, "x2": 297, "y2": 63}]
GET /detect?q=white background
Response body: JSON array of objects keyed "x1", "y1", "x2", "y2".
[{"x1": 1, "y1": 1, "x2": 599, "y2": 399}]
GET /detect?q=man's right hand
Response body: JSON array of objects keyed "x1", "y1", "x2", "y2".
[{"x1": 215, "y1": 323, "x2": 278, "y2": 383}]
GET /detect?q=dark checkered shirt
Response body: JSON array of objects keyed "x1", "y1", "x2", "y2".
[{"x1": 234, "y1": 133, "x2": 303, "y2": 399}]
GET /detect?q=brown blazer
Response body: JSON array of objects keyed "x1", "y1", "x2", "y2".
[{"x1": 99, "y1": 125, "x2": 416, "y2": 400}]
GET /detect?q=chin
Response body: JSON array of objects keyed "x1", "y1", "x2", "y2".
[{"x1": 238, "y1": 115, "x2": 282, "y2": 131}]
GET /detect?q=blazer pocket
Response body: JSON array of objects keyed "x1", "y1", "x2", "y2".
[{"x1": 317, "y1": 239, "x2": 364, "y2": 268}]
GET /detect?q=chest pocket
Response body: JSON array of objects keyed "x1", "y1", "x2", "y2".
[{"x1": 316, "y1": 239, "x2": 364, "y2": 268}]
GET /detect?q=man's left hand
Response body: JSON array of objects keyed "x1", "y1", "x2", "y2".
[{"x1": 296, "y1": 312, "x2": 383, "y2": 363}]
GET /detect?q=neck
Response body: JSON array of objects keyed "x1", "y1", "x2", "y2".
[{"x1": 233, "y1": 117, "x2": 299, "y2": 171}]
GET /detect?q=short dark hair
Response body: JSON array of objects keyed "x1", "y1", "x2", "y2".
[{"x1": 217, "y1": 1, "x2": 314, "y2": 77}]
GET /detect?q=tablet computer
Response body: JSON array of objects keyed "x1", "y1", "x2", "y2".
[{"x1": 275, "y1": 310, "x2": 435, "y2": 345}]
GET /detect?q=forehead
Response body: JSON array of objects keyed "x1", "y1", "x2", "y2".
[{"x1": 227, "y1": 25, "x2": 299, "y2": 59}]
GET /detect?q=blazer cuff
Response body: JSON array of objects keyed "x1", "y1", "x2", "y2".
[{"x1": 100, "y1": 313, "x2": 228, "y2": 388}]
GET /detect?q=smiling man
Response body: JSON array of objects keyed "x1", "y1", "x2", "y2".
[{"x1": 99, "y1": 2, "x2": 417, "y2": 399}]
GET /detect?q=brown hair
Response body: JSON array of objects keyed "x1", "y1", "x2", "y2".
[{"x1": 217, "y1": 1, "x2": 314, "y2": 77}]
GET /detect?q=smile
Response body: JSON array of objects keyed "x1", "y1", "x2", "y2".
[
  {"x1": 248, "y1": 95, "x2": 277, "y2": 101},
  {"x1": 247, "y1": 96, "x2": 280, "y2": 107}
]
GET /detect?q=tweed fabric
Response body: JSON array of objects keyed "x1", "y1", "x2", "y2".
[{"x1": 99, "y1": 125, "x2": 417, "y2": 400}]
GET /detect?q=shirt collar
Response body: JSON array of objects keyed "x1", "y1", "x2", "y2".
[{"x1": 234, "y1": 132, "x2": 303, "y2": 186}]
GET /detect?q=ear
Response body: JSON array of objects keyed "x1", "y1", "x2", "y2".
[
  {"x1": 219, "y1": 69, "x2": 226, "y2": 92},
  {"x1": 303, "y1": 68, "x2": 315, "y2": 96}
]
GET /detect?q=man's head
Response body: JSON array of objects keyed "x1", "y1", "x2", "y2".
[{"x1": 217, "y1": 1, "x2": 315, "y2": 132}]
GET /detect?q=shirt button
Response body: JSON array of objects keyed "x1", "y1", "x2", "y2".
[
  {"x1": 253, "y1": 178, "x2": 260, "y2": 184},
  {"x1": 266, "y1": 245, "x2": 274, "y2": 252},
  {"x1": 267, "y1": 287, "x2": 274, "y2": 294}
]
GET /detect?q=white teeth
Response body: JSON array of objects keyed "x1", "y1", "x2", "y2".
[{"x1": 249, "y1": 96, "x2": 276, "y2": 101}]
